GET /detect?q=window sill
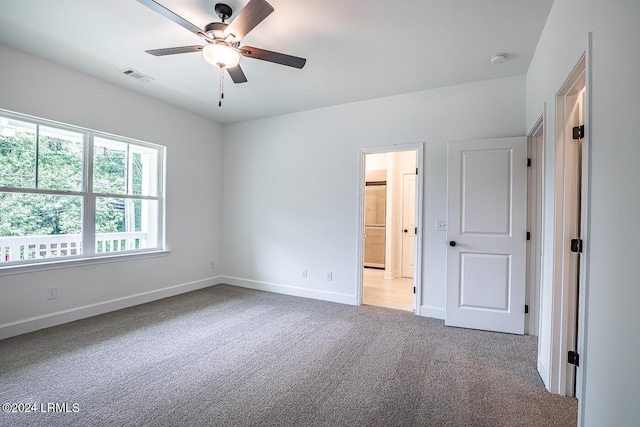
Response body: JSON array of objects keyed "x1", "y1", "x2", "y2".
[{"x1": 0, "y1": 250, "x2": 171, "y2": 277}]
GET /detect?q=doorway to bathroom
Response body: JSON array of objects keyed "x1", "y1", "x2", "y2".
[{"x1": 360, "y1": 147, "x2": 421, "y2": 312}]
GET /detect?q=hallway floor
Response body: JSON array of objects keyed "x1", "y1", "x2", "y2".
[{"x1": 363, "y1": 268, "x2": 414, "y2": 312}]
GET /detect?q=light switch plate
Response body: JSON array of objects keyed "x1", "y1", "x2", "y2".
[{"x1": 436, "y1": 220, "x2": 447, "y2": 231}]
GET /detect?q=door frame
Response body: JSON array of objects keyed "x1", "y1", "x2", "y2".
[
  {"x1": 527, "y1": 116, "x2": 544, "y2": 336},
  {"x1": 547, "y1": 47, "x2": 590, "y2": 402},
  {"x1": 356, "y1": 143, "x2": 424, "y2": 314}
]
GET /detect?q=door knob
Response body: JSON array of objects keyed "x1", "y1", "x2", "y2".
[
  {"x1": 403, "y1": 229, "x2": 408, "y2": 233},
  {"x1": 448, "y1": 241, "x2": 456, "y2": 247}
]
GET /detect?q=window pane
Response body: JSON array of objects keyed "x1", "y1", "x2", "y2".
[
  {"x1": 0, "y1": 117, "x2": 36, "y2": 188},
  {"x1": 95, "y1": 197, "x2": 158, "y2": 253},
  {"x1": 38, "y1": 126, "x2": 84, "y2": 191},
  {"x1": 0, "y1": 192, "x2": 82, "y2": 262},
  {"x1": 94, "y1": 138, "x2": 126, "y2": 194},
  {"x1": 130, "y1": 145, "x2": 159, "y2": 196}
]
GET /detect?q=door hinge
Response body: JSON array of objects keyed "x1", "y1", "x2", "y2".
[
  {"x1": 568, "y1": 351, "x2": 580, "y2": 367},
  {"x1": 415, "y1": 227, "x2": 417, "y2": 234},
  {"x1": 413, "y1": 287, "x2": 416, "y2": 294},
  {"x1": 570, "y1": 238, "x2": 583, "y2": 253},
  {"x1": 416, "y1": 168, "x2": 418, "y2": 175},
  {"x1": 527, "y1": 158, "x2": 532, "y2": 167},
  {"x1": 526, "y1": 232, "x2": 531, "y2": 241},
  {"x1": 525, "y1": 304, "x2": 529, "y2": 314},
  {"x1": 572, "y1": 125, "x2": 584, "y2": 140}
]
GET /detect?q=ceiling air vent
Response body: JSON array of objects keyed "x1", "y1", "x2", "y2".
[{"x1": 121, "y1": 68, "x2": 154, "y2": 83}]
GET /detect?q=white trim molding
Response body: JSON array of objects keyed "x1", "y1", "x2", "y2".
[
  {"x1": 538, "y1": 355, "x2": 551, "y2": 390},
  {"x1": 223, "y1": 276, "x2": 358, "y2": 306},
  {"x1": 420, "y1": 305, "x2": 446, "y2": 320}
]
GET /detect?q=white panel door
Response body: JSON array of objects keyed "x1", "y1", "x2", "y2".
[
  {"x1": 402, "y1": 173, "x2": 416, "y2": 278},
  {"x1": 446, "y1": 137, "x2": 527, "y2": 334}
]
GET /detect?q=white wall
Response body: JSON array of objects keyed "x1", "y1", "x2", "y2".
[
  {"x1": 364, "y1": 152, "x2": 387, "y2": 171},
  {"x1": 0, "y1": 44, "x2": 225, "y2": 338},
  {"x1": 222, "y1": 75, "x2": 526, "y2": 314},
  {"x1": 526, "y1": 1, "x2": 640, "y2": 425}
]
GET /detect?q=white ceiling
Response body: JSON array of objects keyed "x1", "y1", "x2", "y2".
[{"x1": 0, "y1": 0, "x2": 553, "y2": 124}]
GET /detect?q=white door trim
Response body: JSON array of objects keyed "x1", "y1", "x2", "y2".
[
  {"x1": 527, "y1": 116, "x2": 544, "y2": 336},
  {"x1": 357, "y1": 143, "x2": 424, "y2": 315},
  {"x1": 576, "y1": 34, "x2": 593, "y2": 426}
]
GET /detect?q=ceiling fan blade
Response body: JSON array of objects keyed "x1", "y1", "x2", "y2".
[
  {"x1": 137, "y1": 0, "x2": 210, "y2": 40},
  {"x1": 240, "y1": 46, "x2": 306, "y2": 69},
  {"x1": 227, "y1": 64, "x2": 248, "y2": 84},
  {"x1": 145, "y1": 45, "x2": 204, "y2": 56},
  {"x1": 224, "y1": 0, "x2": 274, "y2": 41}
]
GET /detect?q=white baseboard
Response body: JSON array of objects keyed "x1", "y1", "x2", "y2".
[
  {"x1": 383, "y1": 270, "x2": 399, "y2": 280},
  {"x1": 0, "y1": 276, "x2": 224, "y2": 340},
  {"x1": 537, "y1": 356, "x2": 550, "y2": 390},
  {"x1": 420, "y1": 305, "x2": 446, "y2": 320},
  {"x1": 222, "y1": 276, "x2": 358, "y2": 306}
]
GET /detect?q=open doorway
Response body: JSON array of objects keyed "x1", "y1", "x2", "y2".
[{"x1": 359, "y1": 148, "x2": 420, "y2": 312}]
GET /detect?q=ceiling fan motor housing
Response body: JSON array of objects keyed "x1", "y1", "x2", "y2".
[{"x1": 204, "y1": 22, "x2": 228, "y2": 40}]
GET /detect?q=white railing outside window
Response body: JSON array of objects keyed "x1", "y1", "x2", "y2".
[{"x1": 0, "y1": 232, "x2": 148, "y2": 263}]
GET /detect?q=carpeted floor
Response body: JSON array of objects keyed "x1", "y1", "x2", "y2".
[{"x1": 0, "y1": 284, "x2": 577, "y2": 426}]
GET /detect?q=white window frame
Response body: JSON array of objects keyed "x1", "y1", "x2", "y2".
[{"x1": 0, "y1": 109, "x2": 167, "y2": 274}]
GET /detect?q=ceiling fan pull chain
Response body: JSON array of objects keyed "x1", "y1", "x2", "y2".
[{"x1": 218, "y1": 66, "x2": 224, "y2": 107}]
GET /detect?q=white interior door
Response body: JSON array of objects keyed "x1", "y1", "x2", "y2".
[
  {"x1": 561, "y1": 82, "x2": 585, "y2": 396},
  {"x1": 402, "y1": 173, "x2": 416, "y2": 278},
  {"x1": 445, "y1": 137, "x2": 527, "y2": 334}
]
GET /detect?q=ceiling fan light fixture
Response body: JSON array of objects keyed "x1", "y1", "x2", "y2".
[{"x1": 203, "y1": 43, "x2": 240, "y2": 68}]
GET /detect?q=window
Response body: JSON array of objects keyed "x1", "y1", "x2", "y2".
[{"x1": 0, "y1": 110, "x2": 165, "y2": 266}]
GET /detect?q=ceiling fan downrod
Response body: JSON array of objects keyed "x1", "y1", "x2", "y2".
[{"x1": 214, "y1": 3, "x2": 233, "y2": 23}]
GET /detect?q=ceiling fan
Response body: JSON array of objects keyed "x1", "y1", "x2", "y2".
[{"x1": 136, "y1": 0, "x2": 306, "y2": 104}]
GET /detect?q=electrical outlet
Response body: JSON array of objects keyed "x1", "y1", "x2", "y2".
[
  {"x1": 301, "y1": 269, "x2": 308, "y2": 278},
  {"x1": 210, "y1": 260, "x2": 215, "y2": 269},
  {"x1": 46, "y1": 286, "x2": 57, "y2": 300},
  {"x1": 326, "y1": 272, "x2": 332, "y2": 281},
  {"x1": 436, "y1": 220, "x2": 447, "y2": 231}
]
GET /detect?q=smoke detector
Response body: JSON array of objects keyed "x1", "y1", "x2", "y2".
[{"x1": 490, "y1": 53, "x2": 508, "y2": 64}]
